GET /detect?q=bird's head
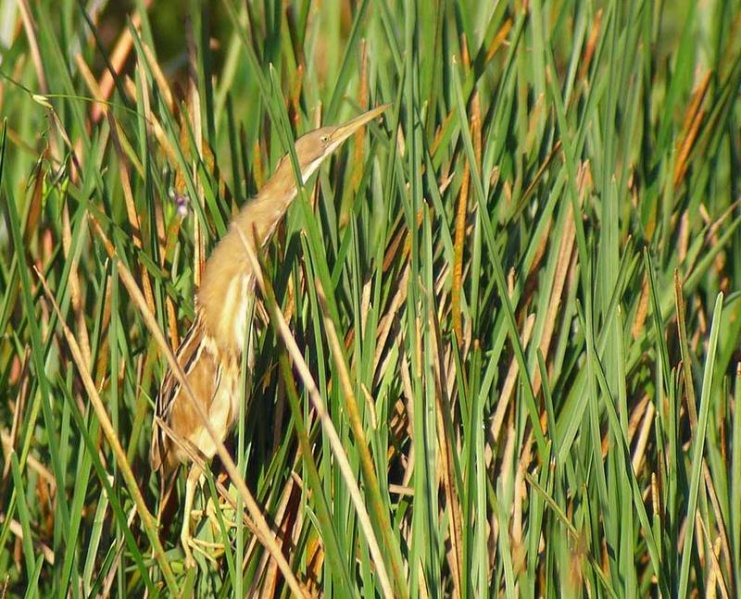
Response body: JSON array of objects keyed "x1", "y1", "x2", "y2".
[{"x1": 290, "y1": 103, "x2": 391, "y2": 184}]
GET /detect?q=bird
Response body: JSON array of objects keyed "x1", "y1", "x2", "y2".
[{"x1": 150, "y1": 104, "x2": 390, "y2": 566}]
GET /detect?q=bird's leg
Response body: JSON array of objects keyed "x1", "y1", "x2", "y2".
[
  {"x1": 180, "y1": 464, "x2": 200, "y2": 568},
  {"x1": 181, "y1": 467, "x2": 231, "y2": 565},
  {"x1": 204, "y1": 480, "x2": 238, "y2": 534}
]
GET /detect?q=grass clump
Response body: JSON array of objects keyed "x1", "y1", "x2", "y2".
[{"x1": 1, "y1": 0, "x2": 740, "y2": 596}]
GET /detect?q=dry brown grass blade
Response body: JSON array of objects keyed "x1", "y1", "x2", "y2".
[
  {"x1": 451, "y1": 73, "x2": 481, "y2": 349},
  {"x1": 185, "y1": 19, "x2": 206, "y2": 288},
  {"x1": 105, "y1": 110, "x2": 158, "y2": 320},
  {"x1": 140, "y1": 41, "x2": 175, "y2": 113},
  {"x1": 631, "y1": 396, "x2": 654, "y2": 475},
  {"x1": 673, "y1": 71, "x2": 711, "y2": 188},
  {"x1": 485, "y1": 18, "x2": 513, "y2": 63},
  {"x1": 16, "y1": 0, "x2": 47, "y2": 95},
  {"x1": 106, "y1": 112, "x2": 144, "y2": 249},
  {"x1": 160, "y1": 179, "x2": 187, "y2": 349},
  {"x1": 74, "y1": 54, "x2": 106, "y2": 117},
  {"x1": 491, "y1": 314, "x2": 534, "y2": 444},
  {"x1": 513, "y1": 140, "x2": 563, "y2": 218},
  {"x1": 452, "y1": 158, "x2": 470, "y2": 346},
  {"x1": 675, "y1": 270, "x2": 698, "y2": 428},
  {"x1": 0, "y1": 515, "x2": 54, "y2": 566},
  {"x1": 1, "y1": 350, "x2": 30, "y2": 485},
  {"x1": 696, "y1": 514, "x2": 731, "y2": 599},
  {"x1": 90, "y1": 1, "x2": 154, "y2": 123},
  {"x1": 373, "y1": 264, "x2": 410, "y2": 381},
  {"x1": 60, "y1": 200, "x2": 92, "y2": 374},
  {"x1": 530, "y1": 186, "x2": 578, "y2": 399},
  {"x1": 578, "y1": 10, "x2": 603, "y2": 81},
  {"x1": 631, "y1": 259, "x2": 651, "y2": 339}
]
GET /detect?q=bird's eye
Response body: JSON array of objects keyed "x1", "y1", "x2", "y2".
[{"x1": 320, "y1": 134, "x2": 329, "y2": 144}]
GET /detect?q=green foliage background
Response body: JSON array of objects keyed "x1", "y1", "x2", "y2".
[{"x1": 1, "y1": 0, "x2": 740, "y2": 596}]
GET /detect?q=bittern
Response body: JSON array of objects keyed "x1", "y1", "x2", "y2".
[{"x1": 151, "y1": 104, "x2": 389, "y2": 566}]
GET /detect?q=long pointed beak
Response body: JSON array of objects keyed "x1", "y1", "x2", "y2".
[
  {"x1": 287, "y1": 103, "x2": 391, "y2": 186},
  {"x1": 325, "y1": 103, "x2": 391, "y2": 153}
]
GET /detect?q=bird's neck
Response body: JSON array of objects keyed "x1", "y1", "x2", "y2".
[
  {"x1": 232, "y1": 161, "x2": 300, "y2": 242},
  {"x1": 196, "y1": 164, "x2": 300, "y2": 350}
]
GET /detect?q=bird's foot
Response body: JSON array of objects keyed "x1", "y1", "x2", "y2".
[
  {"x1": 205, "y1": 494, "x2": 238, "y2": 530},
  {"x1": 181, "y1": 532, "x2": 197, "y2": 570},
  {"x1": 183, "y1": 502, "x2": 231, "y2": 565},
  {"x1": 187, "y1": 536, "x2": 225, "y2": 565},
  {"x1": 180, "y1": 516, "x2": 196, "y2": 570}
]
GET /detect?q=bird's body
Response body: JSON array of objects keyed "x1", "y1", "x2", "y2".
[{"x1": 150, "y1": 104, "x2": 389, "y2": 565}]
